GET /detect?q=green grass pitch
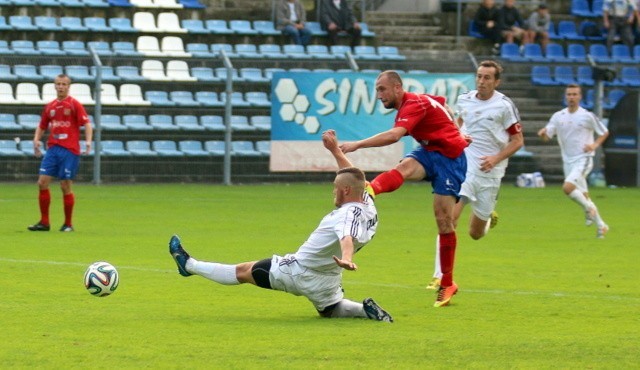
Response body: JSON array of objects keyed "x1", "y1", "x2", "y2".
[{"x1": 1, "y1": 182, "x2": 638, "y2": 368}]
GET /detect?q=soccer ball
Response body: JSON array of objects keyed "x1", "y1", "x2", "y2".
[{"x1": 84, "y1": 261, "x2": 119, "y2": 297}]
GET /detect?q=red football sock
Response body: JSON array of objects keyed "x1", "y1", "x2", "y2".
[
  {"x1": 438, "y1": 232, "x2": 457, "y2": 287},
  {"x1": 370, "y1": 169, "x2": 404, "y2": 195},
  {"x1": 39, "y1": 189, "x2": 51, "y2": 226},
  {"x1": 63, "y1": 193, "x2": 75, "y2": 226}
]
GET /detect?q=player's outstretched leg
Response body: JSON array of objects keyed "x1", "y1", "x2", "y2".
[
  {"x1": 363, "y1": 298, "x2": 394, "y2": 322},
  {"x1": 169, "y1": 235, "x2": 192, "y2": 277}
]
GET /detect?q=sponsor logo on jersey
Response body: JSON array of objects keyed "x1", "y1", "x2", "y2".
[
  {"x1": 64, "y1": 108, "x2": 71, "y2": 116},
  {"x1": 50, "y1": 109, "x2": 56, "y2": 117}
]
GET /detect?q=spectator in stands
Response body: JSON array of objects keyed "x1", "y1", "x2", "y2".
[
  {"x1": 602, "y1": 0, "x2": 637, "y2": 52},
  {"x1": 499, "y1": 0, "x2": 528, "y2": 47},
  {"x1": 276, "y1": 0, "x2": 313, "y2": 46},
  {"x1": 525, "y1": 3, "x2": 551, "y2": 51},
  {"x1": 319, "y1": 0, "x2": 362, "y2": 49},
  {"x1": 474, "y1": 0, "x2": 502, "y2": 54}
]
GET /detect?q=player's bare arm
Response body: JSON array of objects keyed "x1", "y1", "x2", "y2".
[
  {"x1": 83, "y1": 123, "x2": 93, "y2": 155},
  {"x1": 340, "y1": 127, "x2": 406, "y2": 154},
  {"x1": 333, "y1": 236, "x2": 358, "y2": 271},
  {"x1": 33, "y1": 126, "x2": 44, "y2": 157},
  {"x1": 322, "y1": 130, "x2": 353, "y2": 169}
]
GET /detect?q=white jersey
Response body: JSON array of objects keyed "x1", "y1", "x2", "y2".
[
  {"x1": 294, "y1": 192, "x2": 377, "y2": 273},
  {"x1": 545, "y1": 107, "x2": 608, "y2": 163},
  {"x1": 456, "y1": 90, "x2": 520, "y2": 179}
]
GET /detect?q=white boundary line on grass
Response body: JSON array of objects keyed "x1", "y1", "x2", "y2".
[{"x1": 2, "y1": 257, "x2": 639, "y2": 303}]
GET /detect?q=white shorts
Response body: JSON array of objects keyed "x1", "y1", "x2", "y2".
[
  {"x1": 563, "y1": 157, "x2": 593, "y2": 193},
  {"x1": 269, "y1": 254, "x2": 343, "y2": 311},
  {"x1": 459, "y1": 173, "x2": 502, "y2": 221}
]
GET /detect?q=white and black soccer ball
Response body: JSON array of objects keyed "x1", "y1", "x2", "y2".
[{"x1": 84, "y1": 261, "x2": 119, "y2": 297}]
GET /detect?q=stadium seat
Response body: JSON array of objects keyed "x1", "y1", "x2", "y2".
[
  {"x1": 61, "y1": 17, "x2": 88, "y2": 32},
  {"x1": 468, "y1": 19, "x2": 484, "y2": 38},
  {"x1": 545, "y1": 43, "x2": 568, "y2": 63},
  {"x1": 154, "y1": 0, "x2": 183, "y2": 9},
  {"x1": 174, "y1": 115, "x2": 204, "y2": 131},
  {"x1": 142, "y1": 60, "x2": 170, "y2": 81},
  {"x1": 170, "y1": 91, "x2": 200, "y2": 106},
  {"x1": 186, "y1": 43, "x2": 215, "y2": 57},
  {"x1": 283, "y1": 44, "x2": 312, "y2": 59},
  {"x1": 377, "y1": 46, "x2": 406, "y2": 61},
  {"x1": 547, "y1": 21, "x2": 561, "y2": 40},
  {"x1": 531, "y1": 65, "x2": 557, "y2": 86},
  {"x1": 354, "y1": 45, "x2": 384, "y2": 60},
  {"x1": 245, "y1": 91, "x2": 270, "y2": 107},
  {"x1": 109, "y1": 17, "x2": 138, "y2": 33},
  {"x1": 305, "y1": 21, "x2": 327, "y2": 36},
  {"x1": 229, "y1": 20, "x2": 258, "y2": 35},
  {"x1": 359, "y1": 22, "x2": 376, "y2": 37},
  {"x1": 589, "y1": 44, "x2": 612, "y2": 64},
  {"x1": 566, "y1": 43, "x2": 587, "y2": 63},
  {"x1": 11, "y1": 40, "x2": 39, "y2": 55},
  {"x1": 149, "y1": 114, "x2": 179, "y2": 130},
  {"x1": 119, "y1": 84, "x2": 151, "y2": 105},
  {"x1": 229, "y1": 115, "x2": 254, "y2": 131},
  {"x1": 191, "y1": 67, "x2": 219, "y2": 82},
  {"x1": 264, "y1": 67, "x2": 286, "y2": 80},
  {"x1": 306, "y1": 44, "x2": 334, "y2": 59},
  {"x1": 116, "y1": 65, "x2": 145, "y2": 81},
  {"x1": 101, "y1": 140, "x2": 130, "y2": 156},
  {"x1": 0, "y1": 140, "x2": 24, "y2": 156},
  {"x1": 499, "y1": 43, "x2": 522, "y2": 62},
  {"x1": 522, "y1": 43, "x2": 546, "y2": 62},
  {"x1": 178, "y1": 0, "x2": 205, "y2": 9},
  {"x1": 557, "y1": 20, "x2": 585, "y2": 40},
  {"x1": 0, "y1": 83, "x2": 19, "y2": 105},
  {"x1": 0, "y1": 112, "x2": 19, "y2": 129},
  {"x1": 182, "y1": 19, "x2": 208, "y2": 34},
  {"x1": 195, "y1": 91, "x2": 223, "y2": 107},
  {"x1": 16, "y1": 83, "x2": 44, "y2": 104},
  {"x1": 571, "y1": 0, "x2": 593, "y2": 17},
  {"x1": 99, "y1": 84, "x2": 125, "y2": 105},
  {"x1": 220, "y1": 92, "x2": 251, "y2": 107},
  {"x1": 62, "y1": 41, "x2": 90, "y2": 56},
  {"x1": 240, "y1": 68, "x2": 268, "y2": 83},
  {"x1": 255, "y1": 140, "x2": 270, "y2": 156},
  {"x1": 83, "y1": 0, "x2": 110, "y2": 8},
  {"x1": 99, "y1": 114, "x2": 127, "y2": 130},
  {"x1": 250, "y1": 115, "x2": 271, "y2": 131},
  {"x1": 215, "y1": 67, "x2": 243, "y2": 82},
  {"x1": 258, "y1": 44, "x2": 286, "y2": 59},
  {"x1": 92, "y1": 66, "x2": 120, "y2": 82},
  {"x1": 41, "y1": 83, "x2": 56, "y2": 101},
  {"x1": 603, "y1": 89, "x2": 625, "y2": 109},
  {"x1": 205, "y1": 20, "x2": 233, "y2": 35},
  {"x1": 59, "y1": 0, "x2": 85, "y2": 7},
  {"x1": 70, "y1": 83, "x2": 95, "y2": 105},
  {"x1": 231, "y1": 141, "x2": 260, "y2": 156},
  {"x1": 19, "y1": 140, "x2": 45, "y2": 156},
  {"x1": 123, "y1": 114, "x2": 152, "y2": 130},
  {"x1": 204, "y1": 140, "x2": 225, "y2": 155},
  {"x1": 66, "y1": 65, "x2": 93, "y2": 82},
  {"x1": 576, "y1": 66, "x2": 595, "y2": 86},
  {"x1": 234, "y1": 44, "x2": 261, "y2": 58},
  {"x1": 253, "y1": 20, "x2": 280, "y2": 36},
  {"x1": 166, "y1": 60, "x2": 196, "y2": 81},
  {"x1": 108, "y1": 0, "x2": 134, "y2": 6},
  {"x1": 113, "y1": 41, "x2": 141, "y2": 56},
  {"x1": 38, "y1": 65, "x2": 62, "y2": 81},
  {"x1": 0, "y1": 65, "x2": 18, "y2": 80},
  {"x1": 34, "y1": 16, "x2": 63, "y2": 31},
  {"x1": 157, "y1": 12, "x2": 187, "y2": 33},
  {"x1": 9, "y1": 16, "x2": 39, "y2": 31},
  {"x1": 161, "y1": 36, "x2": 190, "y2": 57},
  {"x1": 200, "y1": 115, "x2": 225, "y2": 131},
  {"x1": 17, "y1": 114, "x2": 41, "y2": 130},
  {"x1": 611, "y1": 44, "x2": 634, "y2": 63},
  {"x1": 35, "y1": 40, "x2": 65, "y2": 56},
  {"x1": 619, "y1": 66, "x2": 640, "y2": 87},
  {"x1": 0, "y1": 41, "x2": 11, "y2": 55},
  {"x1": 634, "y1": 45, "x2": 640, "y2": 62},
  {"x1": 87, "y1": 41, "x2": 112, "y2": 56},
  {"x1": 580, "y1": 20, "x2": 605, "y2": 41},
  {"x1": 133, "y1": 12, "x2": 161, "y2": 32},
  {"x1": 210, "y1": 43, "x2": 235, "y2": 57},
  {"x1": 0, "y1": 16, "x2": 12, "y2": 32},
  {"x1": 145, "y1": 90, "x2": 176, "y2": 106},
  {"x1": 130, "y1": 0, "x2": 155, "y2": 6},
  {"x1": 137, "y1": 36, "x2": 164, "y2": 57},
  {"x1": 553, "y1": 66, "x2": 577, "y2": 85},
  {"x1": 178, "y1": 140, "x2": 208, "y2": 155},
  {"x1": 153, "y1": 140, "x2": 183, "y2": 156},
  {"x1": 14, "y1": 64, "x2": 44, "y2": 81},
  {"x1": 127, "y1": 140, "x2": 156, "y2": 155},
  {"x1": 84, "y1": 17, "x2": 112, "y2": 32}
]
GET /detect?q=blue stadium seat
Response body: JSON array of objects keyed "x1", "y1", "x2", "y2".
[
  {"x1": 40, "y1": 65, "x2": 63, "y2": 80},
  {"x1": 377, "y1": 46, "x2": 406, "y2": 61},
  {"x1": 255, "y1": 140, "x2": 271, "y2": 155},
  {"x1": 580, "y1": 20, "x2": 605, "y2": 41},
  {"x1": 146, "y1": 91, "x2": 175, "y2": 106},
  {"x1": 195, "y1": 91, "x2": 223, "y2": 107},
  {"x1": 84, "y1": 17, "x2": 112, "y2": 32},
  {"x1": 18, "y1": 114, "x2": 41, "y2": 130},
  {"x1": 634, "y1": 45, "x2": 640, "y2": 62},
  {"x1": 566, "y1": 43, "x2": 587, "y2": 63},
  {"x1": 576, "y1": 66, "x2": 595, "y2": 86},
  {"x1": 580, "y1": 89, "x2": 594, "y2": 109},
  {"x1": 554, "y1": 66, "x2": 577, "y2": 85},
  {"x1": 0, "y1": 41, "x2": 11, "y2": 55},
  {"x1": 87, "y1": 41, "x2": 112, "y2": 56},
  {"x1": 234, "y1": 43, "x2": 261, "y2": 58},
  {"x1": 92, "y1": 66, "x2": 120, "y2": 82},
  {"x1": 127, "y1": 140, "x2": 156, "y2": 155},
  {"x1": 220, "y1": 92, "x2": 251, "y2": 107},
  {"x1": 557, "y1": 20, "x2": 585, "y2": 40},
  {"x1": 229, "y1": 20, "x2": 258, "y2": 35},
  {"x1": 191, "y1": 67, "x2": 219, "y2": 82},
  {"x1": 59, "y1": 0, "x2": 85, "y2": 7},
  {"x1": 544, "y1": 43, "x2": 568, "y2": 63},
  {"x1": 231, "y1": 141, "x2": 260, "y2": 156},
  {"x1": 19, "y1": 140, "x2": 46, "y2": 156},
  {"x1": 522, "y1": 43, "x2": 546, "y2": 62},
  {"x1": 186, "y1": 43, "x2": 215, "y2": 57},
  {"x1": 34, "y1": 16, "x2": 63, "y2": 31},
  {"x1": 589, "y1": 44, "x2": 612, "y2": 64},
  {"x1": 0, "y1": 65, "x2": 18, "y2": 80},
  {"x1": 205, "y1": 20, "x2": 233, "y2": 34},
  {"x1": 116, "y1": 66, "x2": 145, "y2": 81},
  {"x1": 101, "y1": 140, "x2": 130, "y2": 156},
  {"x1": 284, "y1": 44, "x2": 312, "y2": 59},
  {"x1": 264, "y1": 67, "x2": 286, "y2": 79},
  {"x1": 170, "y1": 91, "x2": 200, "y2": 106},
  {"x1": 210, "y1": 43, "x2": 236, "y2": 57},
  {"x1": 99, "y1": 115, "x2": 127, "y2": 131},
  {"x1": 62, "y1": 41, "x2": 90, "y2": 56},
  {"x1": 37, "y1": 40, "x2": 66, "y2": 56},
  {"x1": 149, "y1": 114, "x2": 179, "y2": 130},
  {"x1": 253, "y1": 20, "x2": 279, "y2": 36},
  {"x1": 619, "y1": 66, "x2": 640, "y2": 87},
  {"x1": 330, "y1": 45, "x2": 352, "y2": 59},
  {"x1": 229, "y1": 115, "x2": 254, "y2": 131},
  {"x1": 611, "y1": 44, "x2": 634, "y2": 63},
  {"x1": 591, "y1": 0, "x2": 604, "y2": 16},
  {"x1": 245, "y1": 91, "x2": 270, "y2": 107},
  {"x1": 60, "y1": 17, "x2": 88, "y2": 32},
  {"x1": 547, "y1": 21, "x2": 561, "y2": 40},
  {"x1": 571, "y1": 0, "x2": 593, "y2": 17},
  {"x1": 14, "y1": 64, "x2": 44, "y2": 81},
  {"x1": 306, "y1": 44, "x2": 334, "y2": 59},
  {"x1": 468, "y1": 19, "x2": 484, "y2": 38},
  {"x1": 181, "y1": 19, "x2": 208, "y2": 34},
  {"x1": 9, "y1": 16, "x2": 38, "y2": 31},
  {"x1": 240, "y1": 68, "x2": 268, "y2": 83},
  {"x1": 175, "y1": 115, "x2": 204, "y2": 131},
  {"x1": 258, "y1": 44, "x2": 285, "y2": 59},
  {"x1": 306, "y1": 21, "x2": 327, "y2": 36},
  {"x1": 359, "y1": 22, "x2": 375, "y2": 37},
  {"x1": 112, "y1": 41, "x2": 140, "y2": 56},
  {"x1": 602, "y1": 89, "x2": 625, "y2": 109},
  {"x1": 108, "y1": 0, "x2": 134, "y2": 6},
  {"x1": 123, "y1": 115, "x2": 153, "y2": 131},
  {"x1": 531, "y1": 65, "x2": 558, "y2": 86},
  {"x1": 83, "y1": 0, "x2": 110, "y2": 8},
  {"x1": 179, "y1": 140, "x2": 208, "y2": 155},
  {"x1": 250, "y1": 115, "x2": 271, "y2": 131},
  {"x1": 178, "y1": 0, "x2": 205, "y2": 8},
  {"x1": 0, "y1": 140, "x2": 25, "y2": 156},
  {"x1": 201, "y1": 116, "x2": 225, "y2": 131},
  {"x1": 109, "y1": 17, "x2": 138, "y2": 33},
  {"x1": 0, "y1": 16, "x2": 12, "y2": 31},
  {"x1": 215, "y1": 67, "x2": 243, "y2": 82},
  {"x1": 0, "y1": 113, "x2": 19, "y2": 130},
  {"x1": 153, "y1": 140, "x2": 183, "y2": 156},
  {"x1": 204, "y1": 140, "x2": 225, "y2": 155},
  {"x1": 499, "y1": 42, "x2": 524, "y2": 62},
  {"x1": 354, "y1": 45, "x2": 384, "y2": 60},
  {"x1": 66, "y1": 65, "x2": 93, "y2": 82},
  {"x1": 11, "y1": 40, "x2": 39, "y2": 55}
]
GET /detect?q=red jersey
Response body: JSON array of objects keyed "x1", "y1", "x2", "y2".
[
  {"x1": 394, "y1": 92, "x2": 468, "y2": 159},
  {"x1": 39, "y1": 96, "x2": 90, "y2": 155}
]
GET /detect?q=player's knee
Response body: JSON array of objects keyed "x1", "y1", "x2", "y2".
[{"x1": 469, "y1": 230, "x2": 484, "y2": 240}]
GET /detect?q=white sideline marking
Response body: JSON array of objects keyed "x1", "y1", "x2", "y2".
[{"x1": 1, "y1": 258, "x2": 638, "y2": 302}]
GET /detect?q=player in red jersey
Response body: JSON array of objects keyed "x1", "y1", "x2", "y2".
[
  {"x1": 339, "y1": 70, "x2": 469, "y2": 307},
  {"x1": 28, "y1": 74, "x2": 92, "y2": 232}
]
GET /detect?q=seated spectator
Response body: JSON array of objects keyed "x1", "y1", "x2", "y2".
[
  {"x1": 499, "y1": 0, "x2": 529, "y2": 46},
  {"x1": 474, "y1": 0, "x2": 502, "y2": 53},
  {"x1": 276, "y1": 0, "x2": 312, "y2": 46},
  {"x1": 526, "y1": 3, "x2": 550, "y2": 50},
  {"x1": 319, "y1": 0, "x2": 362, "y2": 49},
  {"x1": 603, "y1": 0, "x2": 637, "y2": 52}
]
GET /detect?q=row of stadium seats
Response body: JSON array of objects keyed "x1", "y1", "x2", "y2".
[
  {"x1": 0, "y1": 113, "x2": 272, "y2": 132},
  {"x1": 570, "y1": 0, "x2": 603, "y2": 18},
  {"x1": 0, "y1": 15, "x2": 374, "y2": 38},
  {"x1": 470, "y1": 18, "x2": 622, "y2": 42},
  {"x1": 501, "y1": 43, "x2": 640, "y2": 64},
  {"x1": 0, "y1": 139, "x2": 269, "y2": 157},
  {"x1": 0, "y1": 82, "x2": 273, "y2": 106},
  {"x1": 0, "y1": 38, "x2": 404, "y2": 60},
  {"x1": 531, "y1": 65, "x2": 640, "y2": 87},
  {"x1": 0, "y1": 0, "x2": 204, "y2": 9}
]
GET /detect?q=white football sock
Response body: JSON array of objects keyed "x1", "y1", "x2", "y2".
[
  {"x1": 568, "y1": 189, "x2": 591, "y2": 210},
  {"x1": 433, "y1": 235, "x2": 442, "y2": 279},
  {"x1": 330, "y1": 299, "x2": 366, "y2": 318},
  {"x1": 189, "y1": 260, "x2": 239, "y2": 285}
]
